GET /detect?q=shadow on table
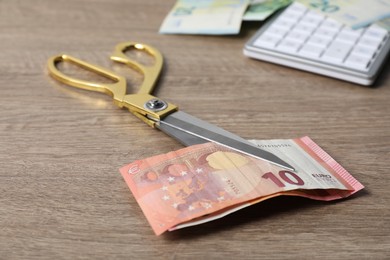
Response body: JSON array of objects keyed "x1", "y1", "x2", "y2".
[
  {"x1": 164, "y1": 191, "x2": 367, "y2": 240},
  {"x1": 371, "y1": 58, "x2": 390, "y2": 89}
]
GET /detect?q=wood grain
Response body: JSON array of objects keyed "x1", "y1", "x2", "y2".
[{"x1": 0, "y1": 0, "x2": 389, "y2": 259}]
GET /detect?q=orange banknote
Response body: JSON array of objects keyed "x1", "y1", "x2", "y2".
[{"x1": 120, "y1": 136, "x2": 363, "y2": 235}]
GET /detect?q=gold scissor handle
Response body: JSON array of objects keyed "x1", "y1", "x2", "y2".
[
  {"x1": 47, "y1": 42, "x2": 178, "y2": 127},
  {"x1": 47, "y1": 54, "x2": 127, "y2": 105},
  {"x1": 110, "y1": 42, "x2": 163, "y2": 95}
]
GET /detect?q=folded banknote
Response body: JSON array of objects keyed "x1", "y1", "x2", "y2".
[
  {"x1": 120, "y1": 136, "x2": 363, "y2": 235},
  {"x1": 159, "y1": 0, "x2": 250, "y2": 35},
  {"x1": 243, "y1": 0, "x2": 292, "y2": 21}
]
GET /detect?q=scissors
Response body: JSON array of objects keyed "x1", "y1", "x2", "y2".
[{"x1": 47, "y1": 41, "x2": 294, "y2": 171}]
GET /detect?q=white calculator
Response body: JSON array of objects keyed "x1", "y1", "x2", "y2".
[{"x1": 243, "y1": 2, "x2": 390, "y2": 85}]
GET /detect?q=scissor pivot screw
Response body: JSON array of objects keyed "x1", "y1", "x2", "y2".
[{"x1": 145, "y1": 99, "x2": 167, "y2": 111}]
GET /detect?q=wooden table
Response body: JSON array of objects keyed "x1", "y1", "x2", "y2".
[{"x1": 1, "y1": 0, "x2": 389, "y2": 259}]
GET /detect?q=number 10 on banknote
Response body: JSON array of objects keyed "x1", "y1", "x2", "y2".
[{"x1": 120, "y1": 136, "x2": 363, "y2": 235}]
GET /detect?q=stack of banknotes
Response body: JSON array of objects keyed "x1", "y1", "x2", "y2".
[
  {"x1": 120, "y1": 136, "x2": 364, "y2": 235},
  {"x1": 159, "y1": 0, "x2": 390, "y2": 35}
]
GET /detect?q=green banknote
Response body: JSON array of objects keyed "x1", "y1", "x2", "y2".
[
  {"x1": 376, "y1": 17, "x2": 390, "y2": 31},
  {"x1": 297, "y1": 0, "x2": 390, "y2": 29},
  {"x1": 159, "y1": 0, "x2": 250, "y2": 35},
  {"x1": 243, "y1": 0, "x2": 292, "y2": 21}
]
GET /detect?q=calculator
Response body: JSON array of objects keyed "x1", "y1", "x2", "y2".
[{"x1": 243, "y1": 2, "x2": 390, "y2": 85}]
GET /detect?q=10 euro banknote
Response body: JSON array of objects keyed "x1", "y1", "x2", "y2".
[{"x1": 120, "y1": 136, "x2": 363, "y2": 235}]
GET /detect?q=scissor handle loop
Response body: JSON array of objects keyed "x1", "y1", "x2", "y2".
[
  {"x1": 47, "y1": 54, "x2": 127, "y2": 102},
  {"x1": 110, "y1": 42, "x2": 163, "y2": 95},
  {"x1": 47, "y1": 42, "x2": 176, "y2": 125}
]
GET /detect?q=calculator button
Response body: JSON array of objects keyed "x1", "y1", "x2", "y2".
[
  {"x1": 294, "y1": 23, "x2": 317, "y2": 34},
  {"x1": 273, "y1": 17, "x2": 296, "y2": 30},
  {"x1": 344, "y1": 54, "x2": 371, "y2": 71},
  {"x1": 321, "y1": 41, "x2": 352, "y2": 64},
  {"x1": 253, "y1": 34, "x2": 281, "y2": 48},
  {"x1": 340, "y1": 27, "x2": 364, "y2": 38},
  {"x1": 335, "y1": 31, "x2": 360, "y2": 44},
  {"x1": 364, "y1": 25, "x2": 388, "y2": 41},
  {"x1": 314, "y1": 27, "x2": 339, "y2": 39},
  {"x1": 285, "y1": 30, "x2": 310, "y2": 44},
  {"x1": 307, "y1": 35, "x2": 332, "y2": 48},
  {"x1": 321, "y1": 18, "x2": 342, "y2": 31},
  {"x1": 336, "y1": 28, "x2": 362, "y2": 43},
  {"x1": 350, "y1": 45, "x2": 377, "y2": 58},
  {"x1": 285, "y1": 2, "x2": 307, "y2": 16},
  {"x1": 299, "y1": 43, "x2": 324, "y2": 58},
  {"x1": 277, "y1": 39, "x2": 302, "y2": 53},
  {"x1": 357, "y1": 36, "x2": 382, "y2": 50},
  {"x1": 282, "y1": 12, "x2": 302, "y2": 22},
  {"x1": 301, "y1": 13, "x2": 324, "y2": 26},
  {"x1": 266, "y1": 25, "x2": 289, "y2": 37},
  {"x1": 305, "y1": 10, "x2": 325, "y2": 22}
]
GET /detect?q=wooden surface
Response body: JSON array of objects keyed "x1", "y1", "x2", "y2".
[{"x1": 1, "y1": 0, "x2": 389, "y2": 259}]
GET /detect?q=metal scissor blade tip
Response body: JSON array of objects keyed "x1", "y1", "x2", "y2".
[
  {"x1": 214, "y1": 142, "x2": 295, "y2": 172},
  {"x1": 155, "y1": 111, "x2": 295, "y2": 172}
]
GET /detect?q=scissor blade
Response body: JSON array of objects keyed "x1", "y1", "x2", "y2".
[{"x1": 152, "y1": 111, "x2": 294, "y2": 171}]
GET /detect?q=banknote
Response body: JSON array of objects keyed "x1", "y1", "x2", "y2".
[
  {"x1": 297, "y1": 0, "x2": 390, "y2": 29},
  {"x1": 120, "y1": 137, "x2": 363, "y2": 235},
  {"x1": 159, "y1": 0, "x2": 249, "y2": 35},
  {"x1": 377, "y1": 17, "x2": 390, "y2": 31},
  {"x1": 242, "y1": 0, "x2": 292, "y2": 21}
]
